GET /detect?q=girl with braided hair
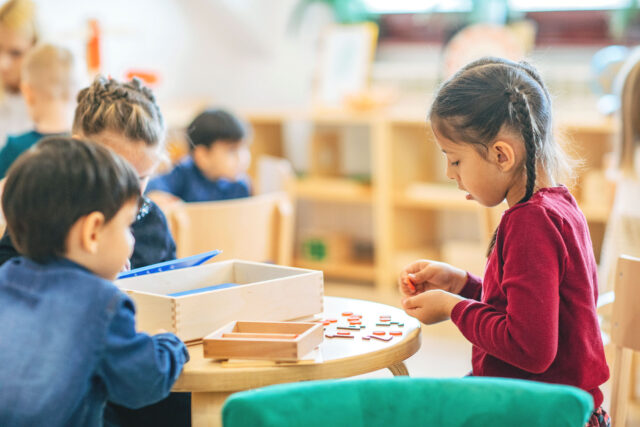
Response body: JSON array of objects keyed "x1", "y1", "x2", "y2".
[{"x1": 398, "y1": 57, "x2": 610, "y2": 426}]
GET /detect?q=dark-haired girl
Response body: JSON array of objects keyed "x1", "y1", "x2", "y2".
[{"x1": 398, "y1": 57, "x2": 610, "y2": 427}]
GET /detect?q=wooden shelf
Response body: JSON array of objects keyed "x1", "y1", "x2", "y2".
[
  {"x1": 582, "y1": 204, "x2": 611, "y2": 223},
  {"x1": 294, "y1": 258, "x2": 376, "y2": 282},
  {"x1": 294, "y1": 178, "x2": 372, "y2": 204},
  {"x1": 395, "y1": 183, "x2": 481, "y2": 211},
  {"x1": 394, "y1": 247, "x2": 440, "y2": 273},
  {"x1": 242, "y1": 105, "x2": 614, "y2": 291}
]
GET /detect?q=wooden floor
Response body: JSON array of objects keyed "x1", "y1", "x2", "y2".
[{"x1": 324, "y1": 280, "x2": 640, "y2": 427}]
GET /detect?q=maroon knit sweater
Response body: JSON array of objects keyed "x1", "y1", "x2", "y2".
[{"x1": 451, "y1": 186, "x2": 609, "y2": 407}]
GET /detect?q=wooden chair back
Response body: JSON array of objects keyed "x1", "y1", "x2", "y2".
[
  {"x1": 610, "y1": 254, "x2": 640, "y2": 426},
  {"x1": 166, "y1": 192, "x2": 293, "y2": 265}
]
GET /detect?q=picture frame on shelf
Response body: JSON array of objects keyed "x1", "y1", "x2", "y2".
[{"x1": 314, "y1": 23, "x2": 378, "y2": 108}]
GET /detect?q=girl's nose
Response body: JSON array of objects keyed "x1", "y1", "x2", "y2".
[{"x1": 445, "y1": 163, "x2": 456, "y2": 180}]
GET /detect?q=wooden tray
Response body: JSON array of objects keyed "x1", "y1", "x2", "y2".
[
  {"x1": 203, "y1": 321, "x2": 323, "y2": 361},
  {"x1": 116, "y1": 260, "x2": 324, "y2": 342}
]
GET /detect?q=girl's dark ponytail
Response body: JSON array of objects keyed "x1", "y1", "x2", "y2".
[
  {"x1": 507, "y1": 87, "x2": 537, "y2": 204},
  {"x1": 486, "y1": 87, "x2": 539, "y2": 256}
]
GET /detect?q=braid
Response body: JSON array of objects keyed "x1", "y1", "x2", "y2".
[
  {"x1": 486, "y1": 87, "x2": 538, "y2": 257},
  {"x1": 73, "y1": 75, "x2": 165, "y2": 147},
  {"x1": 507, "y1": 87, "x2": 537, "y2": 203}
]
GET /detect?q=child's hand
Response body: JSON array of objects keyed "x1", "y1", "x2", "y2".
[
  {"x1": 401, "y1": 289, "x2": 465, "y2": 325},
  {"x1": 398, "y1": 260, "x2": 468, "y2": 297}
]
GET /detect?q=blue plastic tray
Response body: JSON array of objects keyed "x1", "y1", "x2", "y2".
[{"x1": 118, "y1": 249, "x2": 222, "y2": 279}]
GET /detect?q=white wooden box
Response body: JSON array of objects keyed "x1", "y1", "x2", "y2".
[{"x1": 116, "y1": 260, "x2": 324, "y2": 342}]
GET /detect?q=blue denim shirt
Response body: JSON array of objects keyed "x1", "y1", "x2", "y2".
[
  {"x1": 146, "y1": 156, "x2": 251, "y2": 203},
  {"x1": 0, "y1": 257, "x2": 189, "y2": 426}
]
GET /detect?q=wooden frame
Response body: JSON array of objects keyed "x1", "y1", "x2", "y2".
[
  {"x1": 165, "y1": 192, "x2": 294, "y2": 266},
  {"x1": 314, "y1": 23, "x2": 379, "y2": 108},
  {"x1": 610, "y1": 255, "x2": 640, "y2": 426},
  {"x1": 203, "y1": 320, "x2": 323, "y2": 361},
  {"x1": 116, "y1": 260, "x2": 324, "y2": 342}
]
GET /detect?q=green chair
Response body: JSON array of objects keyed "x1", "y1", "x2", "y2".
[{"x1": 222, "y1": 377, "x2": 593, "y2": 427}]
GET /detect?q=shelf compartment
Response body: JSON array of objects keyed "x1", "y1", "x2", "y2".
[
  {"x1": 581, "y1": 204, "x2": 610, "y2": 223},
  {"x1": 294, "y1": 258, "x2": 375, "y2": 282},
  {"x1": 294, "y1": 177, "x2": 373, "y2": 203},
  {"x1": 395, "y1": 183, "x2": 481, "y2": 211}
]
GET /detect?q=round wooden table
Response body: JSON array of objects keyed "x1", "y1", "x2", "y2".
[{"x1": 173, "y1": 296, "x2": 422, "y2": 427}]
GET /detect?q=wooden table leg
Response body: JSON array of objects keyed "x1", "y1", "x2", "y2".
[
  {"x1": 388, "y1": 361, "x2": 409, "y2": 376},
  {"x1": 191, "y1": 391, "x2": 233, "y2": 427}
]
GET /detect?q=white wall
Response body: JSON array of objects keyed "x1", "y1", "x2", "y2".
[{"x1": 33, "y1": 0, "x2": 327, "y2": 113}]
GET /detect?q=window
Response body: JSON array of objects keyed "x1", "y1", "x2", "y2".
[
  {"x1": 364, "y1": 0, "x2": 640, "y2": 46},
  {"x1": 363, "y1": 0, "x2": 633, "y2": 13}
]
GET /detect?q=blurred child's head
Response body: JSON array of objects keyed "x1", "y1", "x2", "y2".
[
  {"x1": 20, "y1": 43, "x2": 79, "y2": 126},
  {"x1": 187, "y1": 108, "x2": 250, "y2": 181},
  {"x1": 429, "y1": 57, "x2": 572, "y2": 207},
  {"x1": 0, "y1": 0, "x2": 37, "y2": 93},
  {"x1": 2, "y1": 137, "x2": 140, "y2": 279},
  {"x1": 73, "y1": 76, "x2": 165, "y2": 192}
]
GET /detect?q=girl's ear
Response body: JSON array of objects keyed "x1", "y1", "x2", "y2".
[
  {"x1": 491, "y1": 140, "x2": 517, "y2": 172},
  {"x1": 79, "y1": 211, "x2": 106, "y2": 254}
]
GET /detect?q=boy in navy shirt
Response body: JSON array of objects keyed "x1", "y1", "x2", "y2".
[
  {"x1": 147, "y1": 108, "x2": 251, "y2": 203},
  {"x1": 0, "y1": 137, "x2": 189, "y2": 426}
]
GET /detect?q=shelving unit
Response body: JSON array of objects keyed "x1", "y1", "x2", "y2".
[{"x1": 245, "y1": 107, "x2": 615, "y2": 291}]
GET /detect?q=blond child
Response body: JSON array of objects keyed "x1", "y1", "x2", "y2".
[
  {"x1": 0, "y1": 43, "x2": 79, "y2": 177},
  {"x1": 398, "y1": 57, "x2": 610, "y2": 427},
  {"x1": 0, "y1": 0, "x2": 38, "y2": 145},
  {"x1": 0, "y1": 137, "x2": 188, "y2": 426}
]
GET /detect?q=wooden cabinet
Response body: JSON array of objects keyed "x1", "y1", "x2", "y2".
[{"x1": 245, "y1": 108, "x2": 615, "y2": 291}]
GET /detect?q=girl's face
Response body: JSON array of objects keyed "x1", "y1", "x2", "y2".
[
  {"x1": 433, "y1": 125, "x2": 524, "y2": 207},
  {"x1": 0, "y1": 24, "x2": 33, "y2": 93},
  {"x1": 88, "y1": 132, "x2": 162, "y2": 194}
]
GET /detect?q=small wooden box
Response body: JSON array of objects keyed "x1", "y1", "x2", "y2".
[
  {"x1": 116, "y1": 260, "x2": 324, "y2": 342},
  {"x1": 203, "y1": 321, "x2": 323, "y2": 361}
]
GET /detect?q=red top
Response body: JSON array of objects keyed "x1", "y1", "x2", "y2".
[{"x1": 451, "y1": 186, "x2": 609, "y2": 407}]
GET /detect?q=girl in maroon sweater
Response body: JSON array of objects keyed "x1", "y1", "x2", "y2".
[{"x1": 399, "y1": 57, "x2": 610, "y2": 426}]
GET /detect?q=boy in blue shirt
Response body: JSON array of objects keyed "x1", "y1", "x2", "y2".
[
  {"x1": 0, "y1": 137, "x2": 189, "y2": 426},
  {"x1": 147, "y1": 108, "x2": 251, "y2": 203},
  {"x1": 0, "y1": 43, "x2": 79, "y2": 177}
]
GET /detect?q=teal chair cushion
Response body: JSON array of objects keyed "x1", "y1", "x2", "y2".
[{"x1": 222, "y1": 377, "x2": 593, "y2": 427}]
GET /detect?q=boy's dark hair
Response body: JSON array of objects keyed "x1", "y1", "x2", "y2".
[
  {"x1": 187, "y1": 108, "x2": 247, "y2": 150},
  {"x1": 2, "y1": 137, "x2": 140, "y2": 263}
]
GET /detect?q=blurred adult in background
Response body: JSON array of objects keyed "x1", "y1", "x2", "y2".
[{"x1": 0, "y1": 0, "x2": 38, "y2": 148}]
